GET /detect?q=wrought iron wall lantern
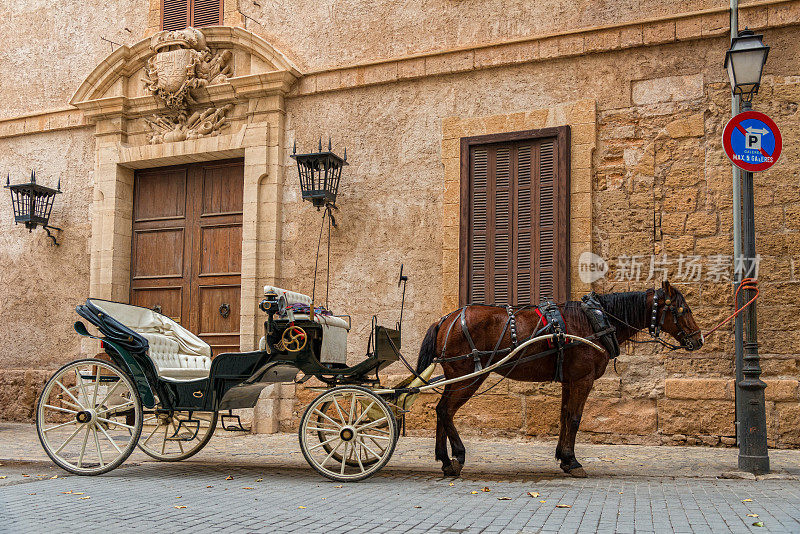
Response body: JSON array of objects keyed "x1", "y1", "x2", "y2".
[
  {"x1": 5, "y1": 171, "x2": 62, "y2": 245},
  {"x1": 290, "y1": 138, "x2": 347, "y2": 211}
]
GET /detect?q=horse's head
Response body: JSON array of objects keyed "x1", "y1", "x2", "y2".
[{"x1": 656, "y1": 281, "x2": 703, "y2": 351}]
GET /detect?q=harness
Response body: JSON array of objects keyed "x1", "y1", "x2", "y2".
[
  {"x1": 647, "y1": 288, "x2": 699, "y2": 350},
  {"x1": 580, "y1": 292, "x2": 620, "y2": 359},
  {"x1": 535, "y1": 300, "x2": 568, "y2": 381}
]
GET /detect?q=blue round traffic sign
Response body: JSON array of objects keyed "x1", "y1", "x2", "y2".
[{"x1": 722, "y1": 110, "x2": 782, "y2": 172}]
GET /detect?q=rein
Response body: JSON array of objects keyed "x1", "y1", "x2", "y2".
[{"x1": 703, "y1": 278, "x2": 760, "y2": 338}]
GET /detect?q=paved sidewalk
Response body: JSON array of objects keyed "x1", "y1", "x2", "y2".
[
  {"x1": 3, "y1": 423, "x2": 800, "y2": 533},
  {"x1": 2, "y1": 422, "x2": 799, "y2": 480}
]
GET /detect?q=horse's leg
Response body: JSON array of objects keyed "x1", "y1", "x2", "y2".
[
  {"x1": 558, "y1": 377, "x2": 594, "y2": 478},
  {"x1": 555, "y1": 383, "x2": 572, "y2": 464},
  {"x1": 437, "y1": 377, "x2": 487, "y2": 477},
  {"x1": 434, "y1": 389, "x2": 452, "y2": 473}
]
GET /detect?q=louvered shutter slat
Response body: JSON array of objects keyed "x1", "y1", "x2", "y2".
[
  {"x1": 163, "y1": 0, "x2": 189, "y2": 30},
  {"x1": 192, "y1": 0, "x2": 222, "y2": 27},
  {"x1": 516, "y1": 145, "x2": 532, "y2": 304},
  {"x1": 470, "y1": 149, "x2": 488, "y2": 303},
  {"x1": 493, "y1": 147, "x2": 512, "y2": 305},
  {"x1": 538, "y1": 140, "x2": 556, "y2": 300}
]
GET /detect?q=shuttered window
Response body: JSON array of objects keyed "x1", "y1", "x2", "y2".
[
  {"x1": 162, "y1": 0, "x2": 222, "y2": 30},
  {"x1": 459, "y1": 128, "x2": 570, "y2": 306}
]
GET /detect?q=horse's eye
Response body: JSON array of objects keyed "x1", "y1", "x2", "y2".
[{"x1": 678, "y1": 307, "x2": 684, "y2": 313}]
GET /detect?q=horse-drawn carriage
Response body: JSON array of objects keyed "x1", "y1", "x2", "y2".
[{"x1": 37, "y1": 268, "x2": 702, "y2": 482}]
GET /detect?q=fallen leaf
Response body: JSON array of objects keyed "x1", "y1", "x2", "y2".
[
  {"x1": 619, "y1": 492, "x2": 623, "y2": 495},
  {"x1": 753, "y1": 522, "x2": 764, "y2": 527},
  {"x1": 413, "y1": 506, "x2": 422, "y2": 508},
  {"x1": 742, "y1": 498, "x2": 752, "y2": 503},
  {"x1": 556, "y1": 504, "x2": 571, "y2": 508},
  {"x1": 0, "y1": 476, "x2": 6, "y2": 479},
  {"x1": 482, "y1": 487, "x2": 490, "y2": 492},
  {"x1": 539, "y1": 500, "x2": 547, "y2": 503},
  {"x1": 242, "y1": 487, "x2": 254, "y2": 490},
  {"x1": 527, "y1": 492, "x2": 540, "y2": 498},
  {"x1": 225, "y1": 476, "x2": 233, "y2": 480},
  {"x1": 497, "y1": 497, "x2": 511, "y2": 501},
  {"x1": 79, "y1": 497, "x2": 90, "y2": 500},
  {"x1": 256, "y1": 478, "x2": 263, "y2": 482},
  {"x1": 28, "y1": 493, "x2": 36, "y2": 495},
  {"x1": 747, "y1": 514, "x2": 759, "y2": 518},
  {"x1": 176, "y1": 496, "x2": 182, "y2": 499},
  {"x1": 22, "y1": 475, "x2": 29, "y2": 478},
  {"x1": 448, "y1": 482, "x2": 455, "y2": 487},
  {"x1": 61, "y1": 491, "x2": 73, "y2": 494},
  {"x1": 470, "y1": 491, "x2": 479, "y2": 495},
  {"x1": 50, "y1": 475, "x2": 58, "y2": 479},
  {"x1": 206, "y1": 485, "x2": 213, "y2": 488},
  {"x1": 73, "y1": 492, "x2": 85, "y2": 495},
  {"x1": 298, "y1": 506, "x2": 306, "y2": 509},
  {"x1": 174, "y1": 505, "x2": 187, "y2": 509},
  {"x1": 334, "y1": 485, "x2": 343, "y2": 488}
]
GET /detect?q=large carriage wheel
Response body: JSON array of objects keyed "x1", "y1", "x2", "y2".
[
  {"x1": 299, "y1": 386, "x2": 397, "y2": 482},
  {"x1": 137, "y1": 410, "x2": 217, "y2": 462},
  {"x1": 36, "y1": 359, "x2": 143, "y2": 475}
]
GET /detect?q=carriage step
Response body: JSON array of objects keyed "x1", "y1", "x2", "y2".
[
  {"x1": 221, "y1": 412, "x2": 250, "y2": 432},
  {"x1": 166, "y1": 418, "x2": 200, "y2": 441}
]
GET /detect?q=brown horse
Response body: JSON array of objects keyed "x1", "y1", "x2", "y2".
[{"x1": 416, "y1": 281, "x2": 703, "y2": 477}]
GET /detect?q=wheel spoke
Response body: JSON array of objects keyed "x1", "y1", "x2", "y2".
[
  {"x1": 307, "y1": 426, "x2": 338, "y2": 433},
  {"x1": 43, "y1": 404, "x2": 78, "y2": 415},
  {"x1": 354, "y1": 442, "x2": 366, "y2": 473},
  {"x1": 96, "y1": 416, "x2": 136, "y2": 430},
  {"x1": 143, "y1": 421, "x2": 161, "y2": 446},
  {"x1": 99, "y1": 400, "x2": 134, "y2": 416},
  {"x1": 313, "y1": 409, "x2": 342, "y2": 429},
  {"x1": 340, "y1": 442, "x2": 349, "y2": 475},
  {"x1": 356, "y1": 417, "x2": 388, "y2": 432},
  {"x1": 353, "y1": 401, "x2": 375, "y2": 426},
  {"x1": 308, "y1": 434, "x2": 340, "y2": 451},
  {"x1": 170, "y1": 420, "x2": 185, "y2": 453},
  {"x1": 348, "y1": 393, "x2": 357, "y2": 425},
  {"x1": 74, "y1": 368, "x2": 91, "y2": 408},
  {"x1": 161, "y1": 425, "x2": 168, "y2": 455},
  {"x1": 361, "y1": 431, "x2": 391, "y2": 441},
  {"x1": 359, "y1": 438, "x2": 383, "y2": 460},
  {"x1": 96, "y1": 422, "x2": 123, "y2": 453},
  {"x1": 54, "y1": 423, "x2": 85, "y2": 454},
  {"x1": 43, "y1": 420, "x2": 75, "y2": 433},
  {"x1": 96, "y1": 379, "x2": 122, "y2": 410},
  {"x1": 331, "y1": 396, "x2": 347, "y2": 426},
  {"x1": 78, "y1": 425, "x2": 91, "y2": 468},
  {"x1": 91, "y1": 366, "x2": 102, "y2": 406},
  {"x1": 319, "y1": 439, "x2": 343, "y2": 468},
  {"x1": 92, "y1": 426, "x2": 105, "y2": 467},
  {"x1": 55, "y1": 380, "x2": 84, "y2": 409}
]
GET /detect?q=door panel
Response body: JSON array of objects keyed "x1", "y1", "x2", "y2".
[{"x1": 131, "y1": 159, "x2": 243, "y2": 356}]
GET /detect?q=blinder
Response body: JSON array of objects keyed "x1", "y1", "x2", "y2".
[{"x1": 649, "y1": 288, "x2": 700, "y2": 350}]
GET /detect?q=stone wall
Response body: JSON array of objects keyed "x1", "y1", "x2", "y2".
[{"x1": 0, "y1": 0, "x2": 799, "y2": 449}]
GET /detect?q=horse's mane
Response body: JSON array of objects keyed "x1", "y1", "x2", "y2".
[{"x1": 561, "y1": 290, "x2": 651, "y2": 343}]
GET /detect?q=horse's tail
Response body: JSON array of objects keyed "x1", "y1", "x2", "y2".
[{"x1": 416, "y1": 322, "x2": 440, "y2": 374}]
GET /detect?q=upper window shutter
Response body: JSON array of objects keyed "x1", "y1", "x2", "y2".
[
  {"x1": 192, "y1": 0, "x2": 222, "y2": 27},
  {"x1": 162, "y1": 0, "x2": 189, "y2": 30},
  {"x1": 464, "y1": 132, "x2": 569, "y2": 306}
]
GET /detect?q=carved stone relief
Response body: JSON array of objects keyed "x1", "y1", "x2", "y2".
[{"x1": 142, "y1": 27, "x2": 234, "y2": 143}]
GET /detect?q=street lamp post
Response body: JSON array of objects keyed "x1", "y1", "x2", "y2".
[{"x1": 724, "y1": 28, "x2": 771, "y2": 475}]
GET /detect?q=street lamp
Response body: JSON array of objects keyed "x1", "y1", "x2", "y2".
[
  {"x1": 5, "y1": 171, "x2": 62, "y2": 245},
  {"x1": 725, "y1": 28, "x2": 770, "y2": 475},
  {"x1": 290, "y1": 138, "x2": 348, "y2": 209},
  {"x1": 724, "y1": 29, "x2": 770, "y2": 101}
]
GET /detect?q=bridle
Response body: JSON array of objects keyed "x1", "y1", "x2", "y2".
[{"x1": 604, "y1": 288, "x2": 701, "y2": 351}]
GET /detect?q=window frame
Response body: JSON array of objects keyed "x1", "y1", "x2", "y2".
[
  {"x1": 458, "y1": 126, "x2": 571, "y2": 306},
  {"x1": 161, "y1": 0, "x2": 223, "y2": 31}
]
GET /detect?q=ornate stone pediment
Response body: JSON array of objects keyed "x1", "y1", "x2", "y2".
[{"x1": 70, "y1": 26, "x2": 300, "y2": 145}]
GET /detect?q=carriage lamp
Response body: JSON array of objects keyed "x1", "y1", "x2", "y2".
[
  {"x1": 724, "y1": 28, "x2": 769, "y2": 101},
  {"x1": 5, "y1": 171, "x2": 62, "y2": 245},
  {"x1": 290, "y1": 138, "x2": 348, "y2": 209}
]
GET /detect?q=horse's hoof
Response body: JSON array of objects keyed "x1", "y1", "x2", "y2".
[
  {"x1": 442, "y1": 459, "x2": 462, "y2": 477},
  {"x1": 567, "y1": 467, "x2": 588, "y2": 478}
]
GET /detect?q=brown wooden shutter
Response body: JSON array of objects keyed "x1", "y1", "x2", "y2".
[
  {"x1": 162, "y1": 0, "x2": 189, "y2": 30},
  {"x1": 462, "y1": 128, "x2": 570, "y2": 306},
  {"x1": 192, "y1": 0, "x2": 222, "y2": 27}
]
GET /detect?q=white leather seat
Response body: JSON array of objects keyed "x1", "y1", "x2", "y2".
[
  {"x1": 262, "y1": 286, "x2": 349, "y2": 365},
  {"x1": 89, "y1": 299, "x2": 212, "y2": 381}
]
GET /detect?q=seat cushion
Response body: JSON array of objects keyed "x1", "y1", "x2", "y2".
[
  {"x1": 140, "y1": 332, "x2": 211, "y2": 381},
  {"x1": 263, "y1": 285, "x2": 312, "y2": 306}
]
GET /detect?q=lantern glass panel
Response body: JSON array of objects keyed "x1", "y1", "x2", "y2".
[{"x1": 725, "y1": 32, "x2": 769, "y2": 96}]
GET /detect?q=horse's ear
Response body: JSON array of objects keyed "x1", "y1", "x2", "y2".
[{"x1": 662, "y1": 280, "x2": 673, "y2": 296}]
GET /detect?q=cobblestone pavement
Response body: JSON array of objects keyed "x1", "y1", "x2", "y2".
[{"x1": 3, "y1": 423, "x2": 800, "y2": 533}]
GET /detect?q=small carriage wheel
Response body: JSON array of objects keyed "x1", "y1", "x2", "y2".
[
  {"x1": 137, "y1": 410, "x2": 218, "y2": 462},
  {"x1": 299, "y1": 386, "x2": 397, "y2": 482},
  {"x1": 36, "y1": 358, "x2": 143, "y2": 475}
]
